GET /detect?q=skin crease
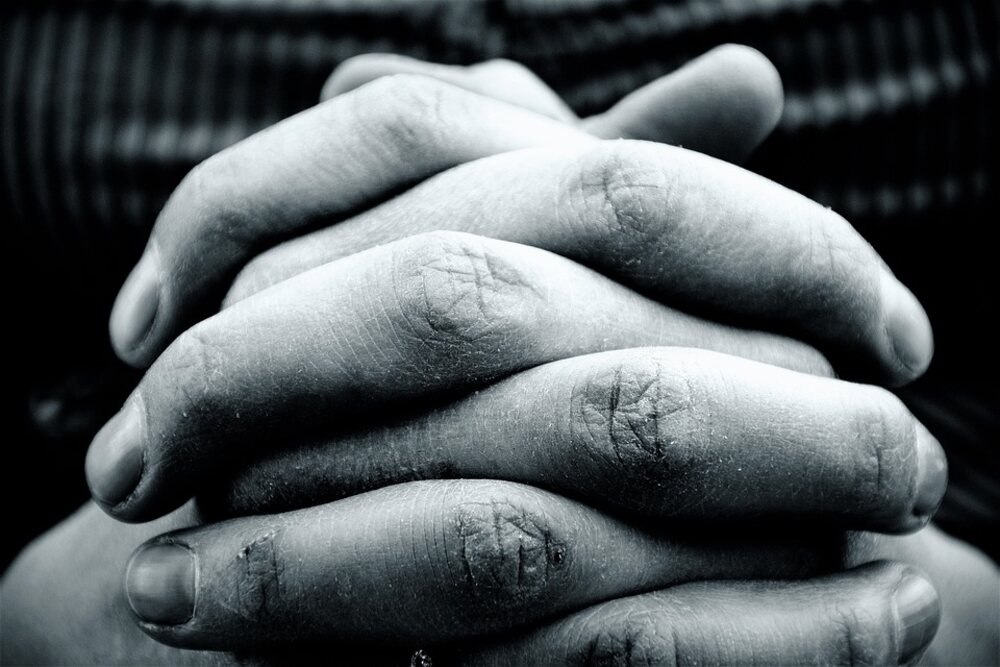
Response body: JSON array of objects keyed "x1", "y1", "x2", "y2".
[{"x1": 5, "y1": 53, "x2": 997, "y2": 664}]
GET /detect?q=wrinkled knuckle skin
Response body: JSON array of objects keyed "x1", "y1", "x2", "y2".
[
  {"x1": 161, "y1": 325, "x2": 224, "y2": 395},
  {"x1": 851, "y1": 390, "x2": 916, "y2": 523},
  {"x1": 149, "y1": 324, "x2": 231, "y2": 438},
  {"x1": 579, "y1": 617, "x2": 674, "y2": 667},
  {"x1": 354, "y1": 74, "x2": 455, "y2": 159},
  {"x1": 570, "y1": 359, "x2": 702, "y2": 505},
  {"x1": 570, "y1": 145, "x2": 655, "y2": 242},
  {"x1": 830, "y1": 597, "x2": 894, "y2": 666},
  {"x1": 449, "y1": 498, "x2": 568, "y2": 612},
  {"x1": 393, "y1": 232, "x2": 540, "y2": 348}
]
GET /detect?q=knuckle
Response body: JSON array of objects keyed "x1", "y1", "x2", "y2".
[
  {"x1": 226, "y1": 532, "x2": 284, "y2": 621},
  {"x1": 830, "y1": 595, "x2": 894, "y2": 666},
  {"x1": 802, "y1": 209, "x2": 880, "y2": 316},
  {"x1": 571, "y1": 357, "x2": 702, "y2": 484},
  {"x1": 564, "y1": 143, "x2": 673, "y2": 245},
  {"x1": 851, "y1": 389, "x2": 915, "y2": 517},
  {"x1": 175, "y1": 153, "x2": 262, "y2": 254},
  {"x1": 156, "y1": 324, "x2": 227, "y2": 411},
  {"x1": 582, "y1": 614, "x2": 674, "y2": 667},
  {"x1": 353, "y1": 74, "x2": 455, "y2": 158},
  {"x1": 393, "y1": 232, "x2": 540, "y2": 346},
  {"x1": 824, "y1": 561, "x2": 917, "y2": 666},
  {"x1": 448, "y1": 496, "x2": 568, "y2": 609}
]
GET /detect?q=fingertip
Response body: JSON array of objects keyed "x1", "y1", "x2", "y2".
[
  {"x1": 699, "y1": 43, "x2": 784, "y2": 145},
  {"x1": 890, "y1": 429, "x2": 947, "y2": 535},
  {"x1": 590, "y1": 43, "x2": 786, "y2": 161},
  {"x1": 707, "y1": 45, "x2": 784, "y2": 109}
]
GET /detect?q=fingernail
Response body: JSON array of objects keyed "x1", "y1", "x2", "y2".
[
  {"x1": 913, "y1": 422, "x2": 948, "y2": 519},
  {"x1": 881, "y1": 274, "x2": 934, "y2": 378},
  {"x1": 126, "y1": 543, "x2": 196, "y2": 625},
  {"x1": 894, "y1": 573, "x2": 941, "y2": 665},
  {"x1": 111, "y1": 249, "x2": 161, "y2": 357},
  {"x1": 85, "y1": 399, "x2": 144, "y2": 507}
]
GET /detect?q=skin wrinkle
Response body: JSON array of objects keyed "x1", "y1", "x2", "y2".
[
  {"x1": 454, "y1": 499, "x2": 563, "y2": 609},
  {"x1": 389, "y1": 236, "x2": 475, "y2": 362},
  {"x1": 367, "y1": 76, "x2": 451, "y2": 168},
  {"x1": 571, "y1": 371, "x2": 625, "y2": 476},
  {"x1": 865, "y1": 400, "x2": 891, "y2": 521},
  {"x1": 421, "y1": 243, "x2": 504, "y2": 342},
  {"x1": 414, "y1": 236, "x2": 544, "y2": 354}
]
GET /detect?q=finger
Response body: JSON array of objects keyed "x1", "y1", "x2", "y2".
[
  {"x1": 228, "y1": 141, "x2": 932, "y2": 386},
  {"x1": 583, "y1": 43, "x2": 784, "y2": 162},
  {"x1": 0, "y1": 502, "x2": 206, "y2": 666},
  {"x1": 321, "y1": 53, "x2": 577, "y2": 122},
  {"x1": 207, "y1": 348, "x2": 947, "y2": 534},
  {"x1": 458, "y1": 562, "x2": 941, "y2": 667},
  {"x1": 87, "y1": 232, "x2": 834, "y2": 522},
  {"x1": 124, "y1": 479, "x2": 849, "y2": 650},
  {"x1": 852, "y1": 526, "x2": 1000, "y2": 666},
  {"x1": 321, "y1": 45, "x2": 783, "y2": 163},
  {"x1": 109, "y1": 75, "x2": 593, "y2": 368}
]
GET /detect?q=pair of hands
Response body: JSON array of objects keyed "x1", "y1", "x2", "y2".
[{"x1": 4, "y1": 47, "x2": 997, "y2": 665}]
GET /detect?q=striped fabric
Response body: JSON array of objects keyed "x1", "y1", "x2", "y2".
[{"x1": 3, "y1": 0, "x2": 998, "y2": 561}]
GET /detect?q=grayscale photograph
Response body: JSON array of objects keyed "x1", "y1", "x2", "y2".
[{"x1": 2, "y1": 0, "x2": 998, "y2": 665}]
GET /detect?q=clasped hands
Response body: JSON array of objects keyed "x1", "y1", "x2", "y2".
[{"x1": 7, "y1": 46, "x2": 996, "y2": 666}]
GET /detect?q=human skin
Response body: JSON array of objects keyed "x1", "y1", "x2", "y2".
[
  {"x1": 3, "y1": 48, "x2": 996, "y2": 657},
  {"x1": 3, "y1": 476, "x2": 995, "y2": 664}
]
